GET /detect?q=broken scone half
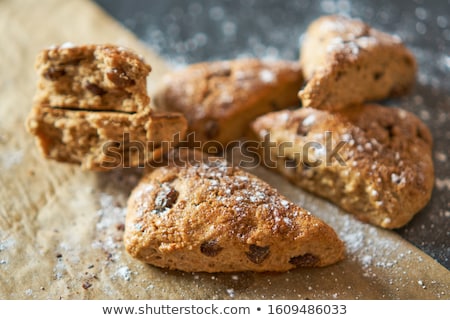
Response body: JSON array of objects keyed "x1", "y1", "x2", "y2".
[
  {"x1": 299, "y1": 15, "x2": 416, "y2": 111},
  {"x1": 124, "y1": 150, "x2": 344, "y2": 272},
  {"x1": 34, "y1": 43, "x2": 151, "y2": 112},
  {"x1": 250, "y1": 104, "x2": 434, "y2": 229},
  {"x1": 27, "y1": 44, "x2": 188, "y2": 170},
  {"x1": 26, "y1": 107, "x2": 187, "y2": 170},
  {"x1": 153, "y1": 59, "x2": 303, "y2": 147}
]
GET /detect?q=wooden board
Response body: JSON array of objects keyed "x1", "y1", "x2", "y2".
[{"x1": 0, "y1": 0, "x2": 448, "y2": 299}]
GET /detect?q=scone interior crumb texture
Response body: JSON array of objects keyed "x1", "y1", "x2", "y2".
[
  {"x1": 34, "y1": 44, "x2": 151, "y2": 112},
  {"x1": 26, "y1": 106, "x2": 188, "y2": 170},
  {"x1": 250, "y1": 104, "x2": 434, "y2": 229},
  {"x1": 124, "y1": 151, "x2": 345, "y2": 272},
  {"x1": 298, "y1": 15, "x2": 416, "y2": 111}
]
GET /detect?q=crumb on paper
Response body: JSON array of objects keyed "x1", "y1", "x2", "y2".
[
  {"x1": 82, "y1": 282, "x2": 92, "y2": 290},
  {"x1": 418, "y1": 280, "x2": 427, "y2": 289}
]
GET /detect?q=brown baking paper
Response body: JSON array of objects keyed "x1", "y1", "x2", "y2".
[{"x1": 0, "y1": 0, "x2": 448, "y2": 299}]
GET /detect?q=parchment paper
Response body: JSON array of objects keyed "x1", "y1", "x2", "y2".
[{"x1": 0, "y1": 0, "x2": 448, "y2": 299}]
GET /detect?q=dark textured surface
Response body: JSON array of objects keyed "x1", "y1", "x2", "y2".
[{"x1": 94, "y1": 0, "x2": 449, "y2": 269}]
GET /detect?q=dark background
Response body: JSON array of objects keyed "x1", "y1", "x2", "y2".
[{"x1": 94, "y1": 0, "x2": 449, "y2": 269}]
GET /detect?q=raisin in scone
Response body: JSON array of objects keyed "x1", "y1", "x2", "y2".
[
  {"x1": 153, "y1": 59, "x2": 303, "y2": 147},
  {"x1": 27, "y1": 44, "x2": 188, "y2": 170},
  {"x1": 34, "y1": 44, "x2": 151, "y2": 112},
  {"x1": 250, "y1": 105, "x2": 434, "y2": 229},
  {"x1": 299, "y1": 15, "x2": 416, "y2": 111},
  {"x1": 26, "y1": 107, "x2": 187, "y2": 170},
  {"x1": 124, "y1": 150, "x2": 344, "y2": 272}
]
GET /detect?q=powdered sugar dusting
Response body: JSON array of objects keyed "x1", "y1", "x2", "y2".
[
  {"x1": 259, "y1": 69, "x2": 276, "y2": 83},
  {"x1": 326, "y1": 36, "x2": 364, "y2": 57},
  {"x1": 302, "y1": 114, "x2": 316, "y2": 126},
  {"x1": 319, "y1": 210, "x2": 408, "y2": 277},
  {"x1": 0, "y1": 149, "x2": 23, "y2": 169},
  {"x1": 226, "y1": 288, "x2": 235, "y2": 298},
  {"x1": 356, "y1": 36, "x2": 378, "y2": 48},
  {"x1": 192, "y1": 161, "x2": 307, "y2": 230},
  {"x1": 0, "y1": 238, "x2": 16, "y2": 252},
  {"x1": 60, "y1": 42, "x2": 75, "y2": 49},
  {"x1": 391, "y1": 173, "x2": 406, "y2": 185},
  {"x1": 96, "y1": 193, "x2": 127, "y2": 232},
  {"x1": 130, "y1": 158, "x2": 310, "y2": 257},
  {"x1": 53, "y1": 255, "x2": 67, "y2": 280},
  {"x1": 115, "y1": 266, "x2": 132, "y2": 281}
]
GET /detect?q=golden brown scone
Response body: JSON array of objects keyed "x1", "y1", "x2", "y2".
[
  {"x1": 26, "y1": 107, "x2": 187, "y2": 171},
  {"x1": 34, "y1": 44, "x2": 151, "y2": 112},
  {"x1": 124, "y1": 150, "x2": 344, "y2": 272},
  {"x1": 250, "y1": 105, "x2": 434, "y2": 229},
  {"x1": 153, "y1": 59, "x2": 303, "y2": 147},
  {"x1": 299, "y1": 15, "x2": 416, "y2": 111}
]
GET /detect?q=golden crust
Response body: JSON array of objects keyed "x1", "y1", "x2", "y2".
[
  {"x1": 251, "y1": 104, "x2": 434, "y2": 229},
  {"x1": 299, "y1": 15, "x2": 417, "y2": 111},
  {"x1": 124, "y1": 150, "x2": 344, "y2": 272},
  {"x1": 153, "y1": 59, "x2": 303, "y2": 146}
]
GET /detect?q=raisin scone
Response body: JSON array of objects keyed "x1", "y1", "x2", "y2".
[
  {"x1": 153, "y1": 59, "x2": 303, "y2": 147},
  {"x1": 250, "y1": 105, "x2": 434, "y2": 229},
  {"x1": 124, "y1": 150, "x2": 344, "y2": 272},
  {"x1": 27, "y1": 44, "x2": 188, "y2": 170},
  {"x1": 26, "y1": 107, "x2": 187, "y2": 170},
  {"x1": 299, "y1": 15, "x2": 416, "y2": 111},
  {"x1": 34, "y1": 43, "x2": 151, "y2": 112}
]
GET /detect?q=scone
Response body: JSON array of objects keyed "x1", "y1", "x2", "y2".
[
  {"x1": 26, "y1": 107, "x2": 187, "y2": 170},
  {"x1": 299, "y1": 15, "x2": 416, "y2": 111},
  {"x1": 124, "y1": 150, "x2": 344, "y2": 272},
  {"x1": 34, "y1": 43, "x2": 151, "y2": 112},
  {"x1": 27, "y1": 44, "x2": 188, "y2": 170},
  {"x1": 153, "y1": 59, "x2": 303, "y2": 147},
  {"x1": 250, "y1": 105, "x2": 434, "y2": 229}
]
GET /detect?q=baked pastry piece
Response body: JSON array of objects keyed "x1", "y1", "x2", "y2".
[
  {"x1": 27, "y1": 44, "x2": 188, "y2": 170},
  {"x1": 34, "y1": 43, "x2": 151, "y2": 112},
  {"x1": 26, "y1": 106, "x2": 187, "y2": 170},
  {"x1": 299, "y1": 15, "x2": 416, "y2": 111},
  {"x1": 153, "y1": 59, "x2": 303, "y2": 147},
  {"x1": 124, "y1": 150, "x2": 344, "y2": 272},
  {"x1": 250, "y1": 104, "x2": 434, "y2": 229}
]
